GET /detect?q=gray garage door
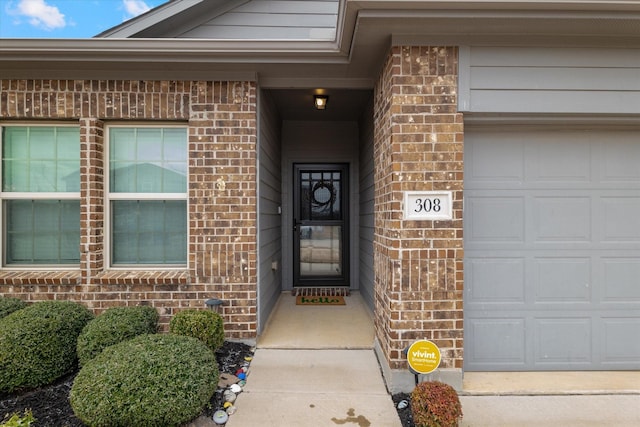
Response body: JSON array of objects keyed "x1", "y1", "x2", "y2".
[{"x1": 464, "y1": 125, "x2": 640, "y2": 371}]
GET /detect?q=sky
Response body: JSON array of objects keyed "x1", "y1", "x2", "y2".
[{"x1": 0, "y1": 0, "x2": 168, "y2": 38}]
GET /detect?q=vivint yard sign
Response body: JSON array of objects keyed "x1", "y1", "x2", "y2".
[
  {"x1": 407, "y1": 340, "x2": 441, "y2": 375},
  {"x1": 403, "y1": 191, "x2": 452, "y2": 221}
]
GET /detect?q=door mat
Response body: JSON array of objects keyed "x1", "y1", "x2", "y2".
[
  {"x1": 291, "y1": 287, "x2": 350, "y2": 297},
  {"x1": 296, "y1": 295, "x2": 346, "y2": 305}
]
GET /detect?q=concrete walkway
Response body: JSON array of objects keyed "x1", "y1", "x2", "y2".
[
  {"x1": 226, "y1": 349, "x2": 401, "y2": 426},
  {"x1": 189, "y1": 293, "x2": 640, "y2": 426},
  {"x1": 191, "y1": 347, "x2": 640, "y2": 426},
  {"x1": 460, "y1": 394, "x2": 640, "y2": 427}
]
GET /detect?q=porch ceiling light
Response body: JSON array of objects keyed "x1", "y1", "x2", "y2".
[{"x1": 314, "y1": 94, "x2": 328, "y2": 110}]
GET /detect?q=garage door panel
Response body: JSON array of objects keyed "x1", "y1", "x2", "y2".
[
  {"x1": 602, "y1": 138, "x2": 640, "y2": 182},
  {"x1": 465, "y1": 126, "x2": 640, "y2": 371},
  {"x1": 535, "y1": 257, "x2": 592, "y2": 303},
  {"x1": 534, "y1": 318, "x2": 593, "y2": 366},
  {"x1": 602, "y1": 196, "x2": 640, "y2": 241},
  {"x1": 601, "y1": 258, "x2": 640, "y2": 302},
  {"x1": 601, "y1": 318, "x2": 640, "y2": 364},
  {"x1": 467, "y1": 318, "x2": 526, "y2": 368},
  {"x1": 467, "y1": 257, "x2": 525, "y2": 304},
  {"x1": 530, "y1": 135, "x2": 592, "y2": 183},
  {"x1": 466, "y1": 196, "x2": 524, "y2": 243},
  {"x1": 533, "y1": 196, "x2": 591, "y2": 242},
  {"x1": 466, "y1": 133, "x2": 525, "y2": 185}
]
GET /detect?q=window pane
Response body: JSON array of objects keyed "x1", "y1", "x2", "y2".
[
  {"x1": 112, "y1": 200, "x2": 187, "y2": 265},
  {"x1": 164, "y1": 129, "x2": 188, "y2": 162},
  {"x1": 29, "y1": 128, "x2": 56, "y2": 159},
  {"x1": 137, "y1": 129, "x2": 163, "y2": 160},
  {"x1": 163, "y1": 162, "x2": 187, "y2": 192},
  {"x1": 2, "y1": 126, "x2": 80, "y2": 192},
  {"x1": 110, "y1": 127, "x2": 187, "y2": 194},
  {"x1": 5, "y1": 200, "x2": 80, "y2": 265},
  {"x1": 110, "y1": 128, "x2": 136, "y2": 161}
]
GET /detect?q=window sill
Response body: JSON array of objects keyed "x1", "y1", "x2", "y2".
[
  {"x1": 0, "y1": 270, "x2": 81, "y2": 285},
  {"x1": 95, "y1": 269, "x2": 190, "y2": 285}
]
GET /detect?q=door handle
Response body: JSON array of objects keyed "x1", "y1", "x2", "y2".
[{"x1": 293, "y1": 218, "x2": 298, "y2": 232}]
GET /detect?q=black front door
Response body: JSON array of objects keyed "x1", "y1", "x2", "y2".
[{"x1": 293, "y1": 164, "x2": 349, "y2": 287}]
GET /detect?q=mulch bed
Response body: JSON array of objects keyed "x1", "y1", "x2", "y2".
[
  {"x1": 0, "y1": 341, "x2": 254, "y2": 426},
  {"x1": 1, "y1": 342, "x2": 415, "y2": 426}
]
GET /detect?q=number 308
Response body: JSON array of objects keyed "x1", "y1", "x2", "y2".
[{"x1": 414, "y1": 198, "x2": 441, "y2": 213}]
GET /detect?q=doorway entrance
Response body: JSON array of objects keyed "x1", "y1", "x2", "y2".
[{"x1": 292, "y1": 163, "x2": 349, "y2": 288}]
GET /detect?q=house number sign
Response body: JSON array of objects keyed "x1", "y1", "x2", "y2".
[{"x1": 403, "y1": 191, "x2": 453, "y2": 220}]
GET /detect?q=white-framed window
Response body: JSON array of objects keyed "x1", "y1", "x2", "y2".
[
  {"x1": 0, "y1": 124, "x2": 80, "y2": 266},
  {"x1": 107, "y1": 125, "x2": 188, "y2": 267}
]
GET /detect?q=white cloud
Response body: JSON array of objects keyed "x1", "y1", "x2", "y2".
[
  {"x1": 15, "y1": 0, "x2": 66, "y2": 31},
  {"x1": 122, "y1": 0, "x2": 151, "y2": 19}
]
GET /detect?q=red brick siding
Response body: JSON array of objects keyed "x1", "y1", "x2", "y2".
[
  {"x1": 0, "y1": 79, "x2": 258, "y2": 339},
  {"x1": 374, "y1": 47, "x2": 464, "y2": 370}
]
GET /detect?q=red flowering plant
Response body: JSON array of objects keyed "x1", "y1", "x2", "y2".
[{"x1": 410, "y1": 381, "x2": 463, "y2": 427}]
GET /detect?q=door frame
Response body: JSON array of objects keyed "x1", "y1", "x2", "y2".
[{"x1": 292, "y1": 163, "x2": 350, "y2": 288}]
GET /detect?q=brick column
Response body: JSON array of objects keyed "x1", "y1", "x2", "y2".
[
  {"x1": 189, "y1": 81, "x2": 258, "y2": 339},
  {"x1": 78, "y1": 118, "x2": 105, "y2": 309},
  {"x1": 79, "y1": 118, "x2": 105, "y2": 283},
  {"x1": 373, "y1": 46, "x2": 464, "y2": 390}
]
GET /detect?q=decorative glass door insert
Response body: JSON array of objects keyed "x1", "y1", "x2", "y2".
[{"x1": 293, "y1": 164, "x2": 348, "y2": 286}]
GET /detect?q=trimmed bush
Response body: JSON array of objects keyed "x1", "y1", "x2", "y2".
[
  {"x1": 77, "y1": 305, "x2": 159, "y2": 366},
  {"x1": 70, "y1": 334, "x2": 219, "y2": 427},
  {"x1": 0, "y1": 409, "x2": 35, "y2": 427},
  {"x1": 0, "y1": 300, "x2": 94, "y2": 393},
  {"x1": 411, "y1": 381, "x2": 463, "y2": 427},
  {"x1": 0, "y1": 297, "x2": 27, "y2": 320},
  {"x1": 169, "y1": 309, "x2": 224, "y2": 352}
]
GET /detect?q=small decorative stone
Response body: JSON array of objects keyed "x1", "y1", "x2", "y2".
[
  {"x1": 244, "y1": 356, "x2": 253, "y2": 362},
  {"x1": 226, "y1": 405, "x2": 237, "y2": 415},
  {"x1": 223, "y1": 401, "x2": 233, "y2": 409},
  {"x1": 397, "y1": 400, "x2": 409, "y2": 410},
  {"x1": 238, "y1": 379, "x2": 246, "y2": 387},
  {"x1": 237, "y1": 372, "x2": 247, "y2": 380},
  {"x1": 223, "y1": 389, "x2": 236, "y2": 403},
  {"x1": 218, "y1": 373, "x2": 240, "y2": 388},
  {"x1": 229, "y1": 383, "x2": 242, "y2": 393},
  {"x1": 212, "y1": 410, "x2": 228, "y2": 425}
]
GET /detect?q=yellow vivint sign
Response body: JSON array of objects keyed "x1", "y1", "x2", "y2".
[{"x1": 407, "y1": 340, "x2": 441, "y2": 374}]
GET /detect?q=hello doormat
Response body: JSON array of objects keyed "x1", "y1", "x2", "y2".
[
  {"x1": 291, "y1": 287, "x2": 350, "y2": 297},
  {"x1": 296, "y1": 295, "x2": 346, "y2": 305}
]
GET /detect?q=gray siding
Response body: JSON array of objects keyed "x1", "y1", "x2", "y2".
[
  {"x1": 358, "y1": 99, "x2": 375, "y2": 311},
  {"x1": 257, "y1": 89, "x2": 283, "y2": 333},
  {"x1": 281, "y1": 121, "x2": 359, "y2": 290},
  {"x1": 460, "y1": 47, "x2": 640, "y2": 114},
  {"x1": 178, "y1": 0, "x2": 339, "y2": 40}
]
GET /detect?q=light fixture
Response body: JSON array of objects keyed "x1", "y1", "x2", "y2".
[
  {"x1": 205, "y1": 298, "x2": 223, "y2": 314},
  {"x1": 314, "y1": 94, "x2": 329, "y2": 110}
]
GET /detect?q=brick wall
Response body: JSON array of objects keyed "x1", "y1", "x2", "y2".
[
  {"x1": 0, "y1": 79, "x2": 258, "y2": 339},
  {"x1": 373, "y1": 46, "x2": 464, "y2": 370}
]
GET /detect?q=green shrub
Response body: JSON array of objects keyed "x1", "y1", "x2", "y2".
[
  {"x1": 411, "y1": 381, "x2": 463, "y2": 427},
  {"x1": 0, "y1": 297, "x2": 27, "y2": 319},
  {"x1": 169, "y1": 309, "x2": 224, "y2": 352},
  {"x1": 0, "y1": 409, "x2": 35, "y2": 427},
  {"x1": 0, "y1": 300, "x2": 94, "y2": 393},
  {"x1": 70, "y1": 334, "x2": 219, "y2": 427},
  {"x1": 77, "y1": 305, "x2": 159, "y2": 366}
]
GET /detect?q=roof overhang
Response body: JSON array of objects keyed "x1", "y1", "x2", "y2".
[{"x1": 2, "y1": 0, "x2": 640, "y2": 86}]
